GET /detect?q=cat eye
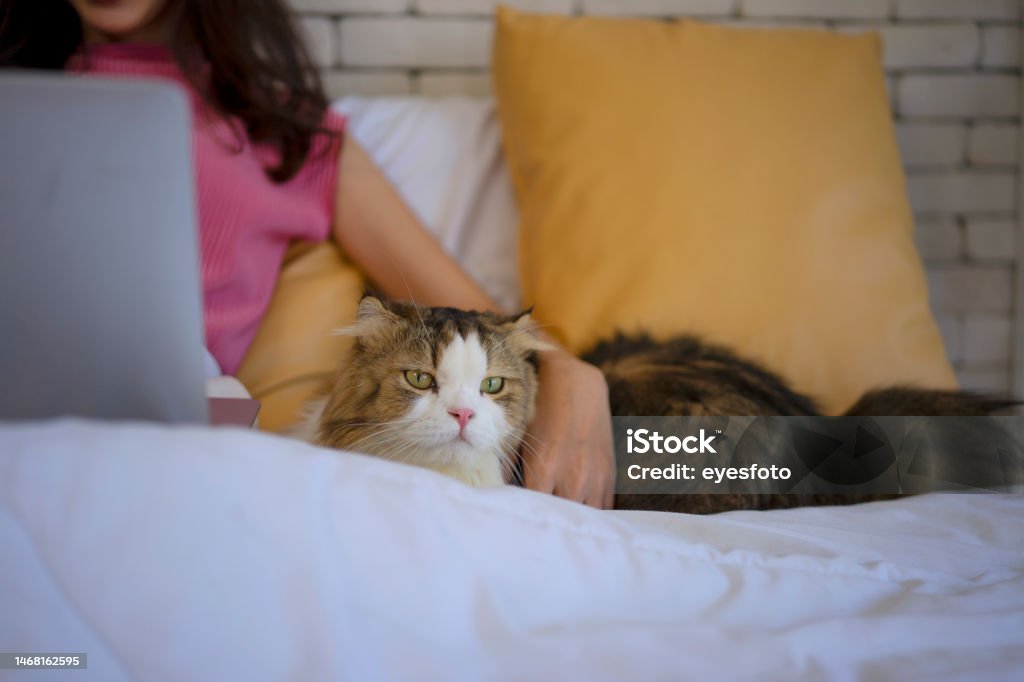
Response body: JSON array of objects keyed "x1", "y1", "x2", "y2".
[
  {"x1": 480, "y1": 376, "x2": 505, "y2": 394},
  {"x1": 404, "y1": 370, "x2": 435, "y2": 390}
]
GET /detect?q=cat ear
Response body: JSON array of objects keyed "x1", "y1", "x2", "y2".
[
  {"x1": 332, "y1": 295, "x2": 400, "y2": 338},
  {"x1": 355, "y1": 295, "x2": 397, "y2": 321},
  {"x1": 505, "y1": 309, "x2": 555, "y2": 353}
]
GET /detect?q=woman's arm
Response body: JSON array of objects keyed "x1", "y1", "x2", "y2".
[
  {"x1": 332, "y1": 135, "x2": 495, "y2": 311},
  {"x1": 332, "y1": 136, "x2": 615, "y2": 508}
]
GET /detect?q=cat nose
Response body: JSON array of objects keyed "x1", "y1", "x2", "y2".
[{"x1": 448, "y1": 407, "x2": 475, "y2": 431}]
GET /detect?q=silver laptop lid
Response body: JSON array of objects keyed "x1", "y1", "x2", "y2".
[{"x1": 0, "y1": 73, "x2": 208, "y2": 423}]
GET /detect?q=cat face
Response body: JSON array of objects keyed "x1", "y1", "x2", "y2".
[{"x1": 316, "y1": 297, "x2": 546, "y2": 487}]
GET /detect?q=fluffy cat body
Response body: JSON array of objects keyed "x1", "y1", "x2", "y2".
[{"x1": 303, "y1": 297, "x2": 1016, "y2": 512}]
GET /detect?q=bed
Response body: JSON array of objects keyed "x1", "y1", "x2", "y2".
[
  {"x1": 2, "y1": 97, "x2": 1022, "y2": 681},
  {"x1": 3, "y1": 420, "x2": 1023, "y2": 680}
]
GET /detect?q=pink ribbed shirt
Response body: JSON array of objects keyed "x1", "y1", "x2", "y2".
[{"x1": 68, "y1": 43, "x2": 345, "y2": 374}]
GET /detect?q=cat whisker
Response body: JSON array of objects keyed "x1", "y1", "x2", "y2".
[
  {"x1": 518, "y1": 431, "x2": 549, "y2": 452},
  {"x1": 326, "y1": 420, "x2": 403, "y2": 429},
  {"x1": 348, "y1": 428, "x2": 422, "y2": 463},
  {"x1": 497, "y1": 438, "x2": 542, "y2": 485},
  {"x1": 496, "y1": 442, "x2": 526, "y2": 486},
  {"x1": 336, "y1": 422, "x2": 414, "y2": 454},
  {"x1": 381, "y1": 439, "x2": 433, "y2": 469},
  {"x1": 352, "y1": 432, "x2": 421, "y2": 458},
  {"x1": 391, "y1": 265, "x2": 432, "y2": 341},
  {"x1": 515, "y1": 440, "x2": 551, "y2": 485},
  {"x1": 329, "y1": 420, "x2": 406, "y2": 444}
]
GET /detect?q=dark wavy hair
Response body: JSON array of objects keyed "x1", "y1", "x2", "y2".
[{"x1": 0, "y1": 0, "x2": 333, "y2": 183}]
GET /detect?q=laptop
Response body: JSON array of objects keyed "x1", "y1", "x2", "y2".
[{"x1": 0, "y1": 73, "x2": 217, "y2": 424}]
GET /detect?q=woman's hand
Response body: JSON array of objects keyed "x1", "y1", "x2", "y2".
[{"x1": 521, "y1": 349, "x2": 616, "y2": 509}]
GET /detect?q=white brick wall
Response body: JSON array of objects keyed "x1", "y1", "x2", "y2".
[
  {"x1": 338, "y1": 18, "x2": 492, "y2": 67},
  {"x1": 900, "y1": 75, "x2": 1019, "y2": 118},
  {"x1": 299, "y1": 16, "x2": 335, "y2": 67},
  {"x1": 970, "y1": 125, "x2": 1020, "y2": 166},
  {"x1": 928, "y1": 267, "x2": 1014, "y2": 311},
  {"x1": 323, "y1": 71, "x2": 413, "y2": 98},
  {"x1": 959, "y1": 369, "x2": 1013, "y2": 392},
  {"x1": 416, "y1": 71, "x2": 492, "y2": 95},
  {"x1": 292, "y1": 0, "x2": 1023, "y2": 392},
  {"x1": 897, "y1": 123, "x2": 966, "y2": 166},
  {"x1": 875, "y1": 24, "x2": 980, "y2": 69},
  {"x1": 743, "y1": 0, "x2": 888, "y2": 20},
  {"x1": 584, "y1": 0, "x2": 737, "y2": 16},
  {"x1": 288, "y1": 0, "x2": 409, "y2": 13},
  {"x1": 964, "y1": 313, "x2": 1013, "y2": 366},
  {"x1": 417, "y1": 0, "x2": 574, "y2": 14},
  {"x1": 896, "y1": 0, "x2": 1021, "y2": 21},
  {"x1": 907, "y1": 173, "x2": 1016, "y2": 213},
  {"x1": 983, "y1": 26, "x2": 1021, "y2": 67},
  {"x1": 967, "y1": 219, "x2": 1018, "y2": 260},
  {"x1": 916, "y1": 218, "x2": 962, "y2": 260}
]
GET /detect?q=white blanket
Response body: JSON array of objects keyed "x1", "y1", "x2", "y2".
[{"x1": 2, "y1": 420, "x2": 1022, "y2": 681}]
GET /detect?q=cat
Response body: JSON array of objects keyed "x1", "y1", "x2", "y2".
[
  {"x1": 298, "y1": 296, "x2": 548, "y2": 488},
  {"x1": 300, "y1": 295, "x2": 1017, "y2": 512}
]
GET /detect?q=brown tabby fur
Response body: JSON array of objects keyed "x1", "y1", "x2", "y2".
[
  {"x1": 314, "y1": 298, "x2": 1017, "y2": 514},
  {"x1": 584, "y1": 333, "x2": 1018, "y2": 513}
]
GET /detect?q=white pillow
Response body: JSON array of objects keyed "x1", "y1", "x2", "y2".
[{"x1": 334, "y1": 96, "x2": 522, "y2": 312}]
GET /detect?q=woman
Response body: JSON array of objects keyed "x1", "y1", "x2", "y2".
[{"x1": 0, "y1": 0, "x2": 615, "y2": 507}]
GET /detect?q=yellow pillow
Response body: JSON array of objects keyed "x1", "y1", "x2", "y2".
[
  {"x1": 236, "y1": 241, "x2": 364, "y2": 432},
  {"x1": 492, "y1": 8, "x2": 956, "y2": 414}
]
